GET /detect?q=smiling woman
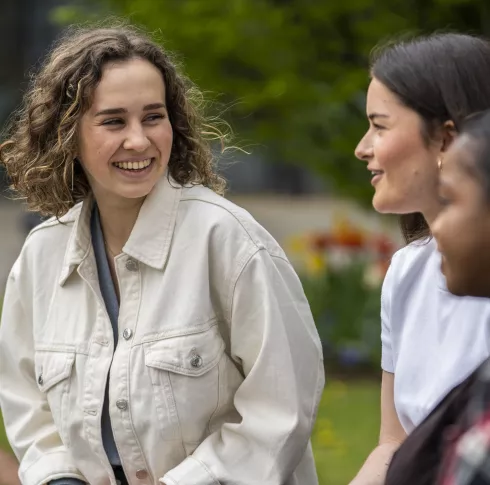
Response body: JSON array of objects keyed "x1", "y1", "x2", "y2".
[
  {"x1": 384, "y1": 110, "x2": 490, "y2": 485},
  {"x1": 433, "y1": 115, "x2": 490, "y2": 299},
  {"x1": 1, "y1": 25, "x2": 225, "y2": 220},
  {"x1": 350, "y1": 33, "x2": 490, "y2": 485},
  {"x1": 0, "y1": 23, "x2": 324, "y2": 485},
  {"x1": 356, "y1": 79, "x2": 443, "y2": 222},
  {"x1": 77, "y1": 58, "x2": 173, "y2": 214}
]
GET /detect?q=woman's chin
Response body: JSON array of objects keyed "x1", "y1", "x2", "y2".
[
  {"x1": 118, "y1": 188, "x2": 155, "y2": 201},
  {"x1": 372, "y1": 195, "x2": 398, "y2": 215},
  {"x1": 371, "y1": 187, "x2": 411, "y2": 215},
  {"x1": 98, "y1": 183, "x2": 156, "y2": 204},
  {"x1": 115, "y1": 177, "x2": 163, "y2": 200}
]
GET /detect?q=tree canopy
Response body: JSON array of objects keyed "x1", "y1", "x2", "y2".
[{"x1": 54, "y1": 0, "x2": 490, "y2": 202}]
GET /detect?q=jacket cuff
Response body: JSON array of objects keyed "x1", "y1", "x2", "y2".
[
  {"x1": 20, "y1": 451, "x2": 85, "y2": 485},
  {"x1": 160, "y1": 456, "x2": 219, "y2": 485},
  {"x1": 49, "y1": 479, "x2": 86, "y2": 485}
]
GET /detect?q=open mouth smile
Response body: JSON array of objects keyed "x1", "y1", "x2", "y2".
[{"x1": 112, "y1": 158, "x2": 154, "y2": 172}]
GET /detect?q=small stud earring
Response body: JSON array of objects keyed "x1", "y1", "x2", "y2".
[{"x1": 438, "y1": 158, "x2": 443, "y2": 170}]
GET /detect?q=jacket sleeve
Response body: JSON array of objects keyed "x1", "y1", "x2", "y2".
[
  {"x1": 162, "y1": 248, "x2": 325, "y2": 485},
  {"x1": 0, "y1": 263, "x2": 86, "y2": 485},
  {"x1": 49, "y1": 480, "x2": 86, "y2": 485}
]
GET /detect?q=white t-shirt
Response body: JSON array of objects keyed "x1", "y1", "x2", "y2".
[{"x1": 382, "y1": 237, "x2": 490, "y2": 433}]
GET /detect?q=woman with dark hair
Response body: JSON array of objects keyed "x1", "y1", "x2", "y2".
[
  {"x1": 385, "y1": 109, "x2": 490, "y2": 484},
  {"x1": 352, "y1": 33, "x2": 490, "y2": 484}
]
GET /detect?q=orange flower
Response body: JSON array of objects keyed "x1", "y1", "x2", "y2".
[
  {"x1": 332, "y1": 219, "x2": 366, "y2": 249},
  {"x1": 311, "y1": 234, "x2": 333, "y2": 251}
]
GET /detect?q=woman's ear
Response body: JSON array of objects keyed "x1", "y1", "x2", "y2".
[{"x1": 441, "y1": 120, "x2": 457, "y2": 153}]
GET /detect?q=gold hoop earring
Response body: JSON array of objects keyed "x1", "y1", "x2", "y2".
[{"x1": 438, "y1": 158, "x2": 443, "y2": 171}]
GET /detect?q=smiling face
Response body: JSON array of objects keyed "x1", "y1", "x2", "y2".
[
  {"x1": 432, "y1": 135, "x2": 490, "y2": 297},
  {"x1": 355, "y1": 78, "x2": 442, "y2": 221},
  {"x1": 77, "y1": 57, "x2": 173, "y2": 207}
]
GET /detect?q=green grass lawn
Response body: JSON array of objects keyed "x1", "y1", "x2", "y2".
[
  {"x1": 0, "y1": 412, "x2": 8, "y2": 451},
  {"x1": 0, "y1": 380, "x2": 379, "y2": 484},
  {"x1": 313, "y1": 379, "x2": 380, "y2": 484}
]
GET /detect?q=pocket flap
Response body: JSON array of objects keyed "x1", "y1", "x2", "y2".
[
  {"x1": 144, "y1": 324, "x2": 225, "y2": 377},
  {"x1": 34, "y1": 349, "x2": 75, "y2": 393}
]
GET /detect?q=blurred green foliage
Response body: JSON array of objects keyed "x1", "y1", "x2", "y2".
[
  {"x1": 302, "y1": 263, "x2": 383, "y2": 368},
  {"x1": 53, "y1": 0, "x2": 490, "y2": 203}
]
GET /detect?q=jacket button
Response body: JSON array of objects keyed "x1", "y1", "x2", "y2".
[
  {"x1": 125, "y1": 258, "x2": 139, "y2": 272},
  {"x1": 190, "y1": 354, "x2": 203, "y2": 368},
  {"x1": 122, "y1": 328, "x2": 133, "y2": 340},
  {"x1": 135, "y1": 469, "x2": 148, "y2": 480},
  {"x1": 116, "y1": 399, "x2": 128, "y2": 410}
]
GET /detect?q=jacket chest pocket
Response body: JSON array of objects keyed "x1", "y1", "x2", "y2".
[
  {"x1": 34, "y1": 348, "x2": 75, "y2": 447},
  {"x1": 143, "y1": 324, "x2": 225, "y2": 445}
]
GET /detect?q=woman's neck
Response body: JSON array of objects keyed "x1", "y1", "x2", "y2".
[
  {"x1": 421, "y1": 199, "x2": 443, "y2": 230},
  {"x1": 95, "y1": 193, "x2": 146, "y2": 255}
]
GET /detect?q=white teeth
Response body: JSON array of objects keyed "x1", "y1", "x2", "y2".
[{"x1": 113, "y1": 158, "x2": 152, "y2": 170}]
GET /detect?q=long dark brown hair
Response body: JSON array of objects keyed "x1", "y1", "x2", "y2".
[{"x1": 371, "y1": 32, "x2": 490, "y2": 243}]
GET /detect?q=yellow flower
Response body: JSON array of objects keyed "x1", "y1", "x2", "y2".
[
  {"x1": 305, "y1": 252, "x2": 326, "y2": 276},
  {"x1": 286, "y1": 235, "x2": 307, "y2": 254},
  {"x1": 314, "y1": 418, "x2": 346, "y2": 453}
]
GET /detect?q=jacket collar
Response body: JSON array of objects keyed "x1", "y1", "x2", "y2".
[{"x1": 59, "y1": 174, "x2": 182, "y2": 285}]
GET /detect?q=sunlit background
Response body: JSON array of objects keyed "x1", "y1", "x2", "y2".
[{"x1": 1, "y1": 1, "x2": 488, "y2": 483}]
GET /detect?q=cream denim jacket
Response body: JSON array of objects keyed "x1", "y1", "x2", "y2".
[{"x1": 0, "y1": 176, "x2": 324, "y2": 485}]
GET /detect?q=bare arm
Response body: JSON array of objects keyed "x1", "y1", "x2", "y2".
[
  {"x1": 0, "y1": 449, "x2": 20, "y2": 485},
  {"x1": 349, "y1": 371, "x2": 407, "y2": 485}
]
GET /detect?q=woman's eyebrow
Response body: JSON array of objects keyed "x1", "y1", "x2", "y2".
[
  {"x1": 94, "y1": 103, "x2": 167, "y2": 117},
  {"x1": 368, "y1": 113, "x2": 390, "y2": 121}
]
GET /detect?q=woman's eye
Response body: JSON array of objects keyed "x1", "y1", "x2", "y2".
[
  {"x1": 145, "y1": 114, "x2": 165, "y2": 122},
  {"x1": 100, "y1": 114, "x2": 165, "y2": 126},
  {"x1": 372, "y1": 123, "x2": 385, "y2": 131},
  {"x1": 101, "y1": 118, "x2": 123, "y2": 126}
]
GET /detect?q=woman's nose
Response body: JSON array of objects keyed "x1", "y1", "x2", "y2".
[
  {"x1": 123, "y1": 124, "x2": 151, "y2": 152},
  {"x1": 355, "y1": 134, "x2": 373, "y2": 162}
]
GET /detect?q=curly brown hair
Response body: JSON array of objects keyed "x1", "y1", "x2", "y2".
[{"x1": 0, "y1": 23, "x2": 227, "y2": 217}]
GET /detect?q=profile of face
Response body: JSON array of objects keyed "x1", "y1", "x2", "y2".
[
  {"x1": 77, "y1": 57, "x2": 173, "y2": 205},
  {"x1": 432, "y1": 136, "x2": 490, "y2": 297},
  {"x1": 355, "y1": 78, "x2": 442, "y2": 218}
]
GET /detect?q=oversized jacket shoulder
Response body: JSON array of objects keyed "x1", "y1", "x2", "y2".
[{"x1": 179, "y1": 183, "x2": 288, "y2": 261}]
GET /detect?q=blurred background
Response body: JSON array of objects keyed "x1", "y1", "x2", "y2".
[{"x1": 1, "y1": 0, "x2": 489, "y2": 483}]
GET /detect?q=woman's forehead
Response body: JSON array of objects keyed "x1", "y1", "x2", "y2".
[{"x1": 89, "y1": 59, "x2": 166, "y2": 112}]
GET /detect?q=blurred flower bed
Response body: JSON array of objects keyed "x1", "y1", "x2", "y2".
[{"x1": 287, "y1": 215, "x2": 399, "y2": 372}]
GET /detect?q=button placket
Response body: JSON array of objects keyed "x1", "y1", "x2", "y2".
[{"x1": 111, "y1": 254, "x2": 144, "y2": 474}]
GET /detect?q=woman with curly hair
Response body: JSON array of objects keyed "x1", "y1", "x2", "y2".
[{"x1": 0, "y1": 24, "x2": 324, "y2": 485}]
